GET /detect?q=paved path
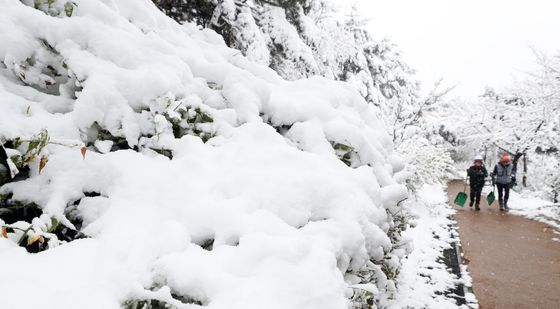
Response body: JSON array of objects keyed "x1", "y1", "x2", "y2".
[{"x1": 448, "y1": 180, "x2": 560, "y2": 309}]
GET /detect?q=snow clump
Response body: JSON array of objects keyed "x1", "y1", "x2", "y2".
[{"x1": 0, "y1": 1, "x2": 408, "y2": 308}]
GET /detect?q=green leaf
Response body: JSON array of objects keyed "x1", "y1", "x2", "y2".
[
  {"x1": 201, "y1": 113, "x2": 214, "y2": 123},
  {"x1": 39, "y1": 131, "x2": 50, "y2": 149},
  {"x1": 13, "y1": 137, "x2": 22, "y2": 148},
  {"x1": 9, "y1": 155, "x2": 23, "y2": 169},
  {"x1": 48, "y1": 217, "x2": 58, "y2": 233},
  {"x1": 0, "y1": 194, "x2": 9, "y2": 202},
  {"x1": 64, "y1": 2, "x2": 74, "y2": 17},
  {"x1": 333, "y1": 143, "x2": 352, "y2": 153},
  {"x1": 27, "y1": 140, "x2": 40, "y2": 153}
]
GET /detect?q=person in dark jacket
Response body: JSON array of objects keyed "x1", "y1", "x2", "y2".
[
  {"x1": 467, "y1": 155, "x2": 488, "y2": 210},
  {"x1": 492, "y1": 154, "x2": 517, "y2": 211}
]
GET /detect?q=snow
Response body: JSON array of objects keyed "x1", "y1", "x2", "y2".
[
  {"x1": 389, "y1": 184, "x2": 478, "y2": 309},
  {"x1": 477, "y1": 182, "x2": 560, "y2": 234},
  {"x1": 505, "y1": 190, "x2": 560, "y2": 232},
  {"x1": 0, "y1": 1, "x2": 408, "y2": 308}
]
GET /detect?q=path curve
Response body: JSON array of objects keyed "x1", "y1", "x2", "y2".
[{"x1": 448, "y1": 180, "x2": 560, "y2": 309}]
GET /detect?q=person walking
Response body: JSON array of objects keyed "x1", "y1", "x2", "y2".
[
  {"x1": 492, "y1": 154, "x2": 517, "y2": 211},
  {"x1": 467, "y1": 155, "x2": 487, "y2": 210}
]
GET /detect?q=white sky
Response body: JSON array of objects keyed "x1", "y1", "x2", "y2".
[{"x1": 354, "y1": 0, "x2": 560, "y2": 97}]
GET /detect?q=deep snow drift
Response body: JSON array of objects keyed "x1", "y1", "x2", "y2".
[{"x1": 0, "y1": 1, "x2": 409, "y2": 308}]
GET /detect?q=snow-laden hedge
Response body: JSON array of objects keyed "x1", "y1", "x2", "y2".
[{"x1": 0, "y1": 1, "x2": 408, "y2": 308}]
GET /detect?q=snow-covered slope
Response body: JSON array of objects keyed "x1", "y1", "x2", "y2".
[{"x1": 0, "y1": 1, "x2": 408, "y2": 308}]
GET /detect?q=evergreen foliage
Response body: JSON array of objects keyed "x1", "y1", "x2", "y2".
[{"x1": 151, "y1": 0, "x2": 419, "y2": 131}]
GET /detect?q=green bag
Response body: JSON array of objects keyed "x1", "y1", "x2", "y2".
[
  {"x1": 487, "y1": 187, "x2": 496, "y2": 206},
  {"x1": 454, "y1": 180, "x2": 468, "y2": 207}
]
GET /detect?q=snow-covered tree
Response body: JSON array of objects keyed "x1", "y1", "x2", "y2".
[
  {"x1": 392, "y1": 81, "x2": 457, "y2": 190},
  {"x1": 152, "y1": 0, "x2": 420, "y2": 123},
  {"x1": 438, "y1": 51, "x2": 560, "y2": 200}
]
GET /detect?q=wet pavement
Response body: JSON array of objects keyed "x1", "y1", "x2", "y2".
[{"x1": 448, "y1": 180, "x2": 560, "y2": 309}]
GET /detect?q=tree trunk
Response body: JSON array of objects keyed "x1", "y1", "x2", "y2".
[
  {"x1": 512, "y1": 152, "x2": 523, "y2": 166},
  {"x1": 522, "y1": 154, "x2": 527, "y2": 187},
  {"x1": 512, "y1": 152, "x2": 524, "y2": 186}
]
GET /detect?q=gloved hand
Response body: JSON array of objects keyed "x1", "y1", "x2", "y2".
[{"x1": 510, "y1": 176, "x2": 517, "y2": 188}]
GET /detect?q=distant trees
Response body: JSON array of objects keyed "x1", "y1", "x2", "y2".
[{"x1": 439, "y1": 52, "x2": 560, "y2": 201}]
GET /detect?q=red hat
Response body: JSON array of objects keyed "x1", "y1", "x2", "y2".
[{"x1": 500, "y1": 154, "x2": 511, "y2": 163}]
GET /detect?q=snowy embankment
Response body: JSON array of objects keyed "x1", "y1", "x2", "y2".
[
  {"x1": 389, "y1": 184, "x2": 477, "y2": 308},
  {"x1": 506, "y1": 191, "x2": 560, "y2": 239},
  {"x1": 0, "y1": 1, "x2": 409, "y2": 308}
]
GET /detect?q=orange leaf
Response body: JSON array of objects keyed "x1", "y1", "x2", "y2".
[
  {"x1": 81, "y1": 146, "x2": 87, "y2": 160},
  {"x1": 1, "y1": 227, "x2": 7, "y2": 238},
  {"x1": 27, "y1": 234, "x2": 41, "y2": 245},
  {"x1": 39, "y1": 156, "x2": 48, "y2": 174}
]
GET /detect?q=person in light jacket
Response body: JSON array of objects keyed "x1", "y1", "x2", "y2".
[{"x1": 492, "y1": 154, "x2": 517, "y2": 211}]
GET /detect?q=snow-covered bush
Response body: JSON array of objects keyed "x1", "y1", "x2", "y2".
[
  {"x1": 387, "y1": 81, "x2": 456, "y2": 191},
  {"x1": 1, "y1": 1, "x2": 410, "y2": 308},
  {"x1": 528, "y1": 154, "x2": 560, "y2": 202},
  {"x1": 397, "y1": 137, "x2": 455, "y2": 191},
  {"x1": 152, "y1": 0, "x2": 419, "y2": 121}
]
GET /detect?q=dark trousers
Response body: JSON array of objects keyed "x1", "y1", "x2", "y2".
[
  {"x1": 469, "y1": 187, "x2": 482, "y2": 206},
  {"x1": 496, "y1": 183, "x2": 510, "y2": 206}
]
